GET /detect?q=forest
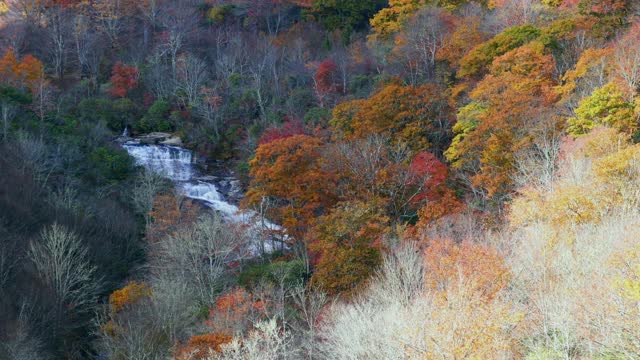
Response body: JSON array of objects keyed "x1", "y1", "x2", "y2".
[{"x1": 1, "y1": 0, "x2": 640, "y2": 359}]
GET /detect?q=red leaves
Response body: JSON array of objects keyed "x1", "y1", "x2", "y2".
[
  {"x1": 314, "y1": 59, "x2": 339, "y2": 95},
  {"x1": 409, "y1": 152, "x2": 448, "y2": 202},
  {"x1": 258, "y1": 119, "x2": 305, "y2": 145},
  {"x1": 110, "y1": 62, "x2": 139, "y2": 98},
  {"x1": 207, "y1": 287, "x2": 266, "y2": 335}
]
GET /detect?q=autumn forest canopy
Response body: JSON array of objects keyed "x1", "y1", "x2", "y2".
[{"x1": 2, "y1": 0, "x2": 640, "y2": 358}]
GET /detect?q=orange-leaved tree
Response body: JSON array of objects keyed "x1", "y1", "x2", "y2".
[
  {"x1": 330, "y1": 83, "x2": 453, "y2": 155},
  {"x1": 174, "y1": 333, "x2": 233, "y2": 360},
  {"x1": 446, "y1": 41, "x2": 561, "y2": 203},
  {"x1": 207, "y1": 287, "x2": 266, "y2": 336},
  {"x1": 108, "y1": 281, "x2": 152, "y2": 313},
  {"x1": 0, "y1": 49, "x2": 44, "y2": 139},
  {"x1": 243, "y1": 134, "x2": 337, "y2": 267}
]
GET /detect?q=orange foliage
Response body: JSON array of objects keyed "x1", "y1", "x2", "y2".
[
  {"x1": 331, "y1": 83, "x2": 453, "y2": 154},
  {"x1": 424, "y1": 238, "x2": 511, "y2": 300},
  {"x1": 415, "y1": 187, "x2": 464, "y2": 227},
  {"x1": 174, "y1": 333, "x2": 233, "y2": 360},
  {"x1": 244, "y1": 134, "x2": 336, "y2": 239},
  {"x1": 0, "y1": 49, "x2": 44, "y2": 92},
  {"x1": 147, "y1": 193, "x2": 199, "y2": 242},
  {"x1": 438, "y1": 16, "x2": 488, "y2": 69},
  {"x1": 207, "y1": 287, "x2": 266, "y2": 335},
  {"x1": 447, "y1": 42, "x2": 560, "y2": 200},
  {"x1": 109, "y1": 281, "x2": 152, "y2": 313}
]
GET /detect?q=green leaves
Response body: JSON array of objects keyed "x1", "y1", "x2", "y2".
[{"x1": 568, "y1": 83, "x2": 638, "y2": 136}]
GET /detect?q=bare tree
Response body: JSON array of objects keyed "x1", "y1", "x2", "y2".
[
  {"x1": 214, "y1": 319, "x2": 298, "y2": 360},
  {"x1": 513, "y1": 115, "x2": 563, "y2": 192},
  {"x1": 249, "y1": 38, "x2": 278, "y2": 126},
  {"x1": 131, "y1": 169, "x2": 166, "y2": 227},
  {"x1": 28, "y1": 223, "x2": 98, "y2": 312},
  {"x1": 400, "y1": 7, "x2": 453, "y2": 82},
  {"x1": 151, "y1": 213, "x2": 250, "y2": 305},
  {"x1": 176, "y1": 53, "x2": 208, "y2": 107},
  {"x1": 1, "y1": 97, "x2": 19, "y2": 142},
  {"x1": 44, "y1": 6, "x2": 73, "y2": 80},
  {"x1": 158, "y1": 0, "x2": 198, "y2": 81},
  {"x1": 291, "y1": 284, "x2": 328, "y2": 359},
  {"x1": 0, "y1": 303, "x2": 49, "y2": 360}
]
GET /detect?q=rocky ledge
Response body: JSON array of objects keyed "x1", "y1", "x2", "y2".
[
  {"x1": 138, "y1": 132, "x2": 183, "y2": 145},
  {"x1": 116, "y1": 132, "x2": 182, "y2": 146}
]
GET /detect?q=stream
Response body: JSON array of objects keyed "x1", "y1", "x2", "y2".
[{"x1": 122, "y1": 140, "x2": 283, "y2": 254}]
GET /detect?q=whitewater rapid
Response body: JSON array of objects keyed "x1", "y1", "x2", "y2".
[{"x1": 123, "y1": 141, "x2": 283, "y2": 254}]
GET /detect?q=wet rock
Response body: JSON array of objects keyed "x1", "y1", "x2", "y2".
[{"x1": 138, "y1": 132, "x2": 171, "y2": 144}]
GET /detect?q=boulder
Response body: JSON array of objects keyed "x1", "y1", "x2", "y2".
[{"x1": 160, "y1": 136, "x2": 183, "y2": 146}]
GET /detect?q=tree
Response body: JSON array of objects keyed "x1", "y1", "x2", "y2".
[
  {"x1": 392, "y1": 7, "x2": 456, "y2": 81},
  {"x1": 195, "y1": 86, "x2": 224, "y2": 139},
  {"x1": 612, "y1": 22, "x2": 640, "y2": 98},
  {"x1": 309, "y1": 201, "x2": 389, "y2": 296},
  {"x1": 446, "y1": 42, "x2": 560, "y2": 202},
  {"x1": 578, "y1": 0, "x2": 628, "y2": 38},
  {"x1": 423, "y1": 238, "x2": 511, "y2": 300},
  {"x1": 313, "y1": 59, "x2": 339, "y2": 106},
  {"x1": 244, "y1": 134, "x2": 337, "y2": 270},
  {"x1": 110, "y1": 62, "x2": 139, "y2": 98},
  {"x1": 258, "y1": 119, "x2": 305, "y2": 146},
  {"x1": 44, "y1": 4, "x2": 73, "y2": 79},
  {"x1": 207, "y1": 287, "x2": 266, "y2": 336},
  {"x1": 28, "y1": 223, "x2": 98, "y2": 312},
  {"x1": 567, "y1": 82, "x2": 638, "y2": 136},
  {"x1": 244, "y1": 134, "x2": 336, "y2": 254},
  {"x1": 0, "y1": 86, "x2": 31, "y2": 141},
  {"x1": 330, "y1": 83, "x2": 454, "y2": 155},
  {"x1": 318, "y1": 242, "x2": 517, "y2": 359},
  {"x1": 109, "y1": 281, "x2": 152, "y2": 313},
  {"x1": 174, "y1": 333, "x2": 233, "y2": 360},
  {"x1": 0, "y1": 50, "x2": 41, "y2": 140},
  {"x1": 151, "y1": 213, "x2": 249, "y2": 305},
  {"x1": 307, "y1": 0, "x2": 386, "y2": 33},
  {"x1": 410, "y1": 152, "x2": 464, "y2": 227},
  {"x1": 369, "y1": 0, "x2": 484, "y2": 41},
  {"x1": 457, "y1": 24, "x2": 541, "y2": 79},
  {"x1": 176, "y1": 53, "x2": 208, "y2": 107},
  {"x1": 325, "y1": 135, "x2": 439, "y2": 222}
]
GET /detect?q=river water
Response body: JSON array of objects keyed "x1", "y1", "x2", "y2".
[{"x1": 122, "y1": 141, "x2": 283, "y2": 254}]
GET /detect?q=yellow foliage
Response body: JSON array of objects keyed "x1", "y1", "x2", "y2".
[
  {"x1": 593, "y1": 144, "x2": 640, "y2": 183},
  {"x1": 402, "y1": 285, "x2": 521, "y2": 359},
  {"x1": 109, "y1": 281, "x2": 152, "y2": 313}
]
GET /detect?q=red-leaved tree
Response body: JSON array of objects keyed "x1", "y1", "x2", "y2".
[{"x1": 110, "y1": 62, "x2": 139, "y2": 98}]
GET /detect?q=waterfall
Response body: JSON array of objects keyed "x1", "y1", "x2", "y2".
[
  {"x1": 123, "y1": 141, "x2": 284, "y2": 254},
  {"x1": 123, "y1": 142, "x2": 194, "y2": 181}
]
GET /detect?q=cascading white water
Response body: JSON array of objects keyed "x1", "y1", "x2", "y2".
[
  {"x1": 124, "y1": 143, "x2": 194, "y2": 181},
  {"x1": 123, "y1": 141, "x2": 283, "y2": 254}
]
